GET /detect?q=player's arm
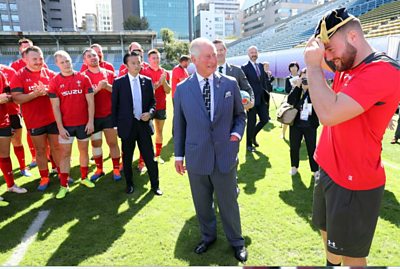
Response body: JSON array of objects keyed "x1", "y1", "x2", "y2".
[
  {"x1": 49, "y1": 96, "x2": 69, "y2": 140},
  {"x1": 85, "y1": 92, "x2": 95, "y2": 134},
  {"x1": 161, "y1": 71, "x2": 171, "y2": 94},
  {"x1": 11, "y1": 88, "x2": 44, "y2": 104}
]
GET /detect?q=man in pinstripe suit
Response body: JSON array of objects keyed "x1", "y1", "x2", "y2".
[{"x1": 173, "y1": 38, "x2": 248, "y2": 262}]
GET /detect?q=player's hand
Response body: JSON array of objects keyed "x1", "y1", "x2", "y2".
[
  {"x1": 175, "y1": 160, "x2": 186, "y2": 175},
  {"x1": 59, "y1": 127, "x2": 70, "y2": 140},
  {"x1": 140, "y1": 112, "x2": 151, "y2": 122},
  {"x1": 304, "y1": 36, "x2": 325, "y2": 68},
  {"x1": 98, "y1": 80, "x2": 108, "y2": 89},
  {"x1": 85, "y1": 121, "x2": 94, "y2": 135},
  {"x1": 244, "y1": 100, "x2": 254, "y2": 111},
  {"x1": 0, "y1": 93, "x2": 11, "y2": 104},
  {"x1": 387, "y1": 118, "x2": 396, "y2": 130}
]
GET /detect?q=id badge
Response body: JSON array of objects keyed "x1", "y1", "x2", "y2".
[
  {"x1": 300, "y1": 108, "x2": 309, "y2": 121},
  {"x1": 307, "y1": 103, "x2": 312, "y2": 115}
]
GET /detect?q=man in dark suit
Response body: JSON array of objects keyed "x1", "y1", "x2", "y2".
[
  {"x1": 241, "y1": 46, "x2": 269, "y2": 152},
  {"x1": 174, "y1": 38, "x2": 248, "y2": 262},
  {"x1": 111, "y1": 51, "x2": 162, "y2": 195}
]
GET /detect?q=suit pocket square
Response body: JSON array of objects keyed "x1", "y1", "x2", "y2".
[{"x1": 225, "y1": 91, "x2": 232, "y2": 98}]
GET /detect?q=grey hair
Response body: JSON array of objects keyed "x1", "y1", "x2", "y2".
[
  {"x1": 247, "y1": 45, "x2": 258, "y2": 52},
  {"x1": 54, "y1": 50, "x2": 71, "y2": 62},
  {"x1": 190, "y1": 38, "x2": 215, "y2": 58}
]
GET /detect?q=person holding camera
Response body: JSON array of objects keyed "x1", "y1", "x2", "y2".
[
  {"x1": 287, "y1": 68, "x2": 319, "y2": 177},
  {"x1": 282, "y1": 62, "x2": 300, "y2": 139}
]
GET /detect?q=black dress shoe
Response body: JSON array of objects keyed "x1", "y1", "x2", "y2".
[
  {"x1": 233, "y1": 246, "x2": 248, "y2": 262},
  {"x1": 247, "y1": 146, "x2": 255, "y2": 152},
  {"x1": 126, "y1": 185, "x2": 134, "y2": 194},
  {"x1": 194, "y1": 239, "x2": 216, "y2": 254},
  {"x1": 253, "y1": 138, "x2": 259, "y2": 147},
  {"x1": 152, "y1": 188, "x2": 163, "y2": 196}
]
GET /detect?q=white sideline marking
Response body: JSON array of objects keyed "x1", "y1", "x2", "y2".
[
  {"x1": 3, "y1": 210, "x2": 50, "y2": 266},
  {"x1": 384, "y1": 161, "x2": 400, "y2": 171}
]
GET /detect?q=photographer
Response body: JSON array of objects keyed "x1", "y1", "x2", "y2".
[{"x1": 287, "y1": 68, "x2": 319, "y2": 177}]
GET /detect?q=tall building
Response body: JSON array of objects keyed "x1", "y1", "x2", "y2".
[
  {"x1": 112, "y1": 0, "x2": 194, "y2": 40},
  {"x1": 195, "y1": 3, "x2": 225, "y2": 40},
  {"x1": 206, "y1": 0, "x2": 241, "y2": 37},
  {"x1": 96, "y1": 0, "x2": 112, "y2": 31},
  {"x1": 0, "y1": 0, "x2": 77, "y2": 32},
  {"x1": 82, "y1": 13, "x2": 97, "y2": 32},
  {"x1": 242, "y1": 0, "x2": 318, "y2": 37}
]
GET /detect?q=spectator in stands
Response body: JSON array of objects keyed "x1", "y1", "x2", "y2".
[
  {"x1": 49, "y1": 50, "x2": 95, "y2": 199},
  {"x1": 287, "y1": 68, "x2": 319, "y2": 177},
  {"x1": 80, "y1": 43, "x2": 115, "y2": 73},
  {"x1": 0, "y1": 64, "x2": 31, "y2": 177},
  {"x1": 305, "y1": 8, "x2": 400, "y2": 266},
  {"x1": 81, "y1": 48, "x2": 121, "y2": 183},
  {"x1": 242, "y1": 46, "x2": 269, "y2": 152},
  {"x1": 118, "y1": 42, "x2": 149, "y2": 77},
  {"x1": 282, "y1": 61, "x2": 300, "y2": 140},
  {"x1": 140, "y1": 49, "x2": 171, "y2": 166},
  {"x1": 10, "y1": 46, "x2": 61, "y2": 192},
  {"x1": 0, "y1": 70, "x2": 27, "y2": 207}
]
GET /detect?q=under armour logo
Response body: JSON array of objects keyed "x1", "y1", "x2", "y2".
[{"x1": 328, "y1": 240, "x2": 338, "y2": 249}]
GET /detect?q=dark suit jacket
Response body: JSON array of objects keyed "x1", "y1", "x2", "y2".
[
  {"x1": 241, "y1": 61, "x2": 267, "y2": 106},
  {"x1": 111, "y1": 74, "x2": 156, "y2": 140},
  {"x1": 287, "y1": 86, "x2": 319, "y2": 128},
  {"x1": 225, "y1": 63, "x2": 254, "y2": 103}
]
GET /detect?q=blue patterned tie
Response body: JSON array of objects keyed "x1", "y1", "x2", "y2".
[{"x1": 203, "y1": 78, "x2": 211, "y2": 117}]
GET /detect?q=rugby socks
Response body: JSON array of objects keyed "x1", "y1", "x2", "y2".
[
  {"x1": 138, "y1": 154, "x2": 144, "y2": 166},
  {"x1": 155, "y1": 143, "x2": 162, "y2": 157},
  {"x1": 59, "y1": 173, "x2": 69, "y2": 187},
  {"x1": 93, "y1": 155, "x2": 103, "y2": 173},
  {"x1": 39, "y1": 169, "x2": 49, "y2": 179},
  {"x1": 26, "y1": 133, "x2": 36, "y2": 159},
  {"x1": 0, "y1": 157, "x2": 15, "y2": 188},
  {"x1": 13, "y1": 145, "x2": 26, "y2": 170},
  {"x1": 80, "y1": 166, "x2": 88, "y2": 179},
  {"x1": 326, "y1": 260, "x2": 341, "y2": 266},
  {"x1": 112, "y1": 157, "x2": 120, "y2": 170}
]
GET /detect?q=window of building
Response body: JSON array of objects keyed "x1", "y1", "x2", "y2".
[
  {"x1": 49, "y1": 0, "x2": 60, "y2": 2},
  {"x1": 0, "y1": 3, "x2": 7, "y2": 10},
  {"x1": 11, "y1": 15, "x2": 19, "y2": 22},
  {"x1": 1, "y1": 14, "x2": 9, "y2": 22},
  {"x1": 51, "y1": 17, "x2": 62, "y2": 21},
  {"x1": 50, "y1": 8, "x2": 61, "y2": 11},
  {"x1": 3, "y1": 25, "x2": 12, "y2": 31},
  {"x1": 9, "y1": 3, "x2": 17, "y2": 11},
  {"x1": 13, "y1": 25, "x2": 20, "y2": 31}
]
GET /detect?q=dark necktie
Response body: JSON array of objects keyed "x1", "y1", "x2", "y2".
[
  {"x1": 218, "y1": 66, "x2": 223, "y2": 73},
  {"x1": 255, "y1": 63, "x2": 261, "y2": 77},
  {"x1": 203, "y1": 78, "x2": 211, "y2": 117}
]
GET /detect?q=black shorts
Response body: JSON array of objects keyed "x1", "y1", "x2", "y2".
[
  {"x1": 154, "y1": 109, "x2": 166, "y2": 120},
  {"x1": 94, "y1": 115, "x2": 113, "y2": 133},
  {"x1": 0, "y1": 126, "x2": 12, "y2": 137},
  {"x1": 9, "y1": 114, "x2": 22, "y2": 130},
  {"x1": 29, "y1": 122, "x2": 59, "y2": 136},
  {"x1": 65, "y1": 125, "x2": 90, "y2": 140},
  {"x1": 312, "y1": 169, "x2": 384, "y2": 257}
]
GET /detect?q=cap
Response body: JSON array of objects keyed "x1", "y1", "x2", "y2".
[{"x1": 314, "y1": 8, "x2": 356, "y2": 43}]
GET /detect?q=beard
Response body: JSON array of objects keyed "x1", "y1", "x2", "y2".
[{"x1": 334, "y1": 40, "x2": 357, "y2": 72}]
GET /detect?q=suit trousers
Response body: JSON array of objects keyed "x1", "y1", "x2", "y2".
[
  {"x1": 187, "y1": 167, "x2": 244, "y2": 247},
  {"x1": 246, "y1": 102, "x2": 269, "y2": 146},
  {"x1": 121, "y1": 119, "x2": 159, "y2": 189},
  {"x1": 289, "y1": 125, "x2": 318, "y2": 172}
]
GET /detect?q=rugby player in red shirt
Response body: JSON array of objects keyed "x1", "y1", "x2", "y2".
[
  {"x1": 82, "y1": 48, "x2": 121, "y2": 182},
  {"x1": 10, "y1": 46, "x2": 60, "y2": 192},
  {"x1": 49, "y1": 50, "x2": 95, "y2": 199},
  {"x1": 140, "y1": 49, "x2": 171, "y2": 166},
  {"x1": 0, "y1": 64, "x2": 31, "y2": 177},
  {"x1": 171, "y1": 55, "x2": 190, "y2": 99},
  {"x1": 118, "y1": 42, "x2": 149, "y2": 77},
  {"x1": 80, "y1": 43, "x2": 115, "y2": 73},
  {"x1": 0, "y1": 70, "x2": 27, "y2": 207}
]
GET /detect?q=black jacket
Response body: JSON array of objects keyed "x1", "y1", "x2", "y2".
[{"x1": 287, "y1": 86, "x2": 319, "y2": 128}]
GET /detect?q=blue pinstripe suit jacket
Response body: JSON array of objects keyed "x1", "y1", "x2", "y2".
[{"x1": 173, "y1": 72, "x2": 246, "y2": 175}]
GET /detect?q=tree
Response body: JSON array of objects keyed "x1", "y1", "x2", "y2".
[
  {"x1": 160, "y1": 28, "x2": 174, "y2": 44},
  {"x1": 160, "y1": 28, "x2": 189, "y2": 65},
  {"x1": 123, "y1": 16, "x2": 149, "y2": 30}
]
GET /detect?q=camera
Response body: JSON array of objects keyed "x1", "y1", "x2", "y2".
[{"x1": 301, "y1": 78, "x2": 308, "y2": 85}]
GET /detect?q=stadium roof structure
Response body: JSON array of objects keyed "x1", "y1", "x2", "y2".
[{"x1": 0, "y1": 31, "x2": 157, "y2": 48}]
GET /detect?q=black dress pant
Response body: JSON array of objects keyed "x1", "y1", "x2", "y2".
[
  {"x1": 246, "y1": 102, "x2": 269, "y2": 147},
  {"x1": 395, "y1": 116, "x2": 400, "y2": 139},
  {"x1": 121, "y1": 119, "x2": 159, "y2": 189},
  {"x1": 289, "y1": 125, "x2": 318, "y2": 172}
]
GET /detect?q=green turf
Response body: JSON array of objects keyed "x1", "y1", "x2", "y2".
[{"x1": 1, "y1": 94, "x2": 399, "y2": 266}]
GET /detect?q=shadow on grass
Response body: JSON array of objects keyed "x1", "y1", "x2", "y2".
[
  {"x1": 380, "y1": 189, "x2": 400, "y2": 227},
  {"x1": 160, "y1": 137, "x2": 174, "y2": 163},
  {"x1": 174, "y1": 215, "x2": 252, "y2": 266},
  {"x1": 0, "y1": 166, "x2": 156, "y2": 266},
  {"x1": 238, "y1": 151, "x2": 271, "y2": 195},
  {"x1": 279, "y1": 174, "x2": 318, "y2": 232}
]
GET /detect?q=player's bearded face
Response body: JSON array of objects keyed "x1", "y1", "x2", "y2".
[{"x1": 333, "y1": 39, "x2": 357, "y2": 72}]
